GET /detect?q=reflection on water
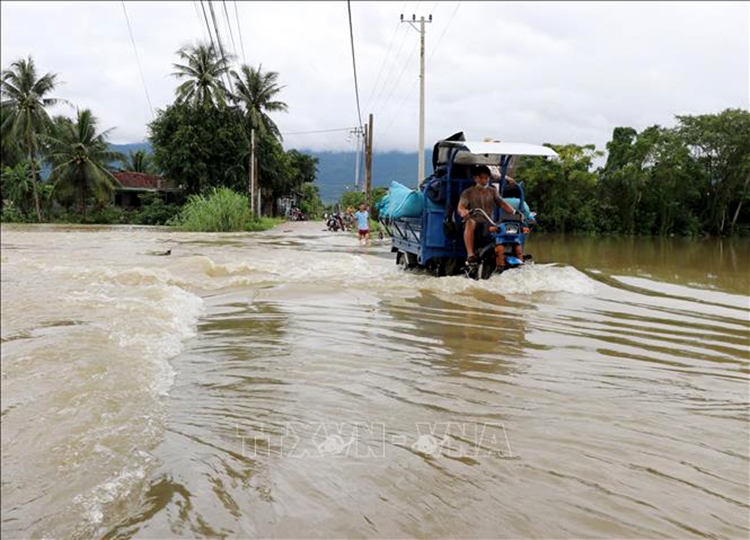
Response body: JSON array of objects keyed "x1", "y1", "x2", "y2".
[{"x1": 1, "y1": 222, "x2": 748, "y2": 539}]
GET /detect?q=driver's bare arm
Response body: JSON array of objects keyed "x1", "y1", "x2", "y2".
[{"x1": 457, "y1": 200, "x2": 470, "y2": 219}]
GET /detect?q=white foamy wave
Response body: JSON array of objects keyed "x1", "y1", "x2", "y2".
[
  {"x1": 186, "y1": 251, "x2": 599, "y2": 298},
  {"x1": 72, "y1": 451, "x2": 153, "y2": 530},
  {"x1": 488, "y1": 264, "x2": 599, "y2": 295},
  {"x1": 64, "y1": 265, "x2": 191, "y2": 289},
  {"x1": 408, "y1": 263, "x2": 598, "y2": 296},
  {"x1": 64, "y1": 266, "x2": 204, "y2": 396}
]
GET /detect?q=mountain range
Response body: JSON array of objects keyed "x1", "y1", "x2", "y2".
[{"x1": 110, "y1": 143, "x2": 427, "y2": 203}]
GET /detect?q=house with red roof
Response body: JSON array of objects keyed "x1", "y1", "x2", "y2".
[{"x1": 111, "y1": 171, "x2": 183, "y2": 207}]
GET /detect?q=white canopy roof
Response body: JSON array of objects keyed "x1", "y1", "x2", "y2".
[{"x1": 442, "y1": 140, "x2": 558, "y2": 158}]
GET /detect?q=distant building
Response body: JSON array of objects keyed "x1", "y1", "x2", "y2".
[{"x1": 111, "y1": 171, "x2": 182, "y2": 207}]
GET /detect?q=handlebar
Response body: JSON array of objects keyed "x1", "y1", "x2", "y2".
[{"x1": 468, "y1": 208, "x2": 498, "y2": 226}]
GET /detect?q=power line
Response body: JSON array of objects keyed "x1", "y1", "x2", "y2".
[
  {"x1": 282, "y1": 127, "x2": 357, "y2": 136},
  {"x1": 193, "y1": 1, "x2": 208, "y2": 41},
  {"x1": 346, "y1": 0, "x2": 363, "y2": 128},
  {"x1": 373, "y1": 38, "x2": 419, "y2": 119},
  {"x1": 362, "y1": 21, "x2": 401, "y2": 112},
  {"x1": 429, "y1": 2, "x2": 461, "y2": 61},
  {"x1": 121, "y1": 1, "x2": 154, "y2": 120},
  {"x1": 367, "y1": 19, "x2": 411, "y2": 115},
  {"x1": 233, "y1": 1, "x2": 247, "y2": 65},
  {"x1": 221, "y1": 0, "x2": 239, "y2": 65},
  {"x1": 199, "y1": 0, "x2": 217, "y2": 51},
  {"x1": 207, "y1": 0, "x2": 234, "y2": 93}
]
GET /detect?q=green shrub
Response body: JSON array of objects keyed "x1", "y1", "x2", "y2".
[
  {"x1": 170, "y1": 187, "x2": 253, "y2": 232},
  {"x1": 1, "y1": 201, "x2": 26, "y2": 223},
  {"x1": 134, "y1": 193, "x2": 181, "y2": 225},
  {"x1": 245, "y1": 216, "x2": 284, "y2": 231},
  {"x1": 87, "y1": 205, "x2": 127, "y2": 224}
]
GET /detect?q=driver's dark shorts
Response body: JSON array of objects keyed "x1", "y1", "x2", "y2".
[{"x1": 464, "y1": 219, "x2": 492, "y2": 242}]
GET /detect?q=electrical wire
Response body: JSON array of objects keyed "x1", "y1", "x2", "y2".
[
  {"x1": 199, "y1": 0, "x2": 217, "y2": 52},
  {"x1": 373, "y1": 38, "x2": 418, "y2": 120},
  {"x1": 346, "y1": 0, "x2": 363, "y2": 129},
  {"x1": 429, "y1": 2, "x2": 461, "y2": 61},
  {"x1": 233, "y1": 1, "x2": 247, "y2": 65},
  {"x1": 221, "y1": 0, "x2": 239, "y2": 65},
  {"x1": 193, "y1": 0, "x2": 208, "y2": 41},
  {"x1": 367, "y1": 21, "x2": 411, "y2": 116},
  {"x1": 207, "y1": 0, "x2": 234, "y2": 93},
  {"x1": 282, "y1": 127, "x2": 358, "y2": 136},
  {"x1": 121, "y1": 1, "x2": 154, "y2": 119},
  {"x1": 362, "y1": 21, "x2": 401, "y2": 112}
]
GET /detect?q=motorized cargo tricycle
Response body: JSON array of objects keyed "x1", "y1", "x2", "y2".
[{"x1": 380, "y1": 133, "x2": 558, "y2": 279}]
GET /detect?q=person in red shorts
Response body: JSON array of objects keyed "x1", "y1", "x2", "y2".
[{"x1": 354, "y1": 203, "x2": 370, "y2": 245}]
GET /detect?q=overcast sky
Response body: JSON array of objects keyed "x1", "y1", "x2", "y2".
[{"x1": 2, "y1": 1, "x2": 748, "y2": 156}]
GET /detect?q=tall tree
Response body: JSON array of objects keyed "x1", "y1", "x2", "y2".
[
  {"x1": 1, "y1": 56, "x2": 64, "y2": 220},
  {"x1": 172, "y1": 42, "x2": 231, "y2": 109},
  {"x1": 149, "y1": 101, "x2": 248, "y2": 194},
  {"x1": 231, "y1": 64, "x2": 288, "y2": 139},
  {"x1": 44, "y1": 109, "x2": 123, "y2": 219},
  {"x1": 676, "y1": 109, "x2": 750, "y2": 235}
]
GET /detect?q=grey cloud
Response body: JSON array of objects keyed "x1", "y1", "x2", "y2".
[{"x1": 2, "y1": 1, "x2": 747, "y2": 153}]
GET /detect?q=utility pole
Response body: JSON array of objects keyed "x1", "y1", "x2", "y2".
[
  {"x1": 249, "y1": 128, "x2": 255, "y2": 214},
  {"x1": 255, "y1": 156, "x2": 261, "y2": 216},
  {"x1": 350, "y1": 126, "x2": 365, "y2": 190},
  {"x1": 364, "y1": 113, "x2": 373, "y2": 205},
  {"x1": 401, "y1": 12, "x2": 432, "y2": 187}
]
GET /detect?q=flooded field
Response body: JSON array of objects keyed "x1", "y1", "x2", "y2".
[{"x1": 1, "y1": 221, "x2": 748, "y2": 538}]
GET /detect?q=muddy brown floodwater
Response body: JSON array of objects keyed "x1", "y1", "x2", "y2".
[{"x1": 2, "y1": 222, "x2": 748, "y2": 538}]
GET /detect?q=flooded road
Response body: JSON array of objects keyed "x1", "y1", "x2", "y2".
[{"x1": 2, "y1": 222, "x2": 748, "y2": 538}]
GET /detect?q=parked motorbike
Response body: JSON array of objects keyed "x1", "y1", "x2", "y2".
[{"x1": 326, "y1": 213, "x2": 343, "y2": 232}]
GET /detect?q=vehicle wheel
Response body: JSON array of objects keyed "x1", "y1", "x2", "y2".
[
  {"x1": 430, "y1": 259, "x2": 446, "y2": 277},
  {"x1": 444, "y1": 258, "x2": 460, "y2": 276},
  {"x1": 397, "y1": 251, "x2": 417, "y2": 270},
  {"x1": 478, "y1": 260, "x2": 495, "y2": 280},
  {"x1": 396, "y1": 251, "x2": 407, "y2": 270}
]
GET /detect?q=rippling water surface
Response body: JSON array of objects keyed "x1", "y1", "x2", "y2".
[{"x1": 1, "y1": 222, "x2": 748, "y2": 539}]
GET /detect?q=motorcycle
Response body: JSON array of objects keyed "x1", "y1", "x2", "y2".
[
  {"x1": 464, "y1": 208, "x2": 533, "y2": 280},
  {"x1": 326, "y1": 213, "x2": 343, "y2": 232}
]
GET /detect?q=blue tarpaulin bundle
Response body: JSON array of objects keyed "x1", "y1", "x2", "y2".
[
  {"x1": 504, "y1": 197, "x2": 533, "y2": 220},
  {"x1": 378, "y1": 181, "x2": 424, "y2": 219}
]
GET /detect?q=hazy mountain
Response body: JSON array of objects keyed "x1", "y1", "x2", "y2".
[
  {"x1": 103, "y1": 143, "x2": 427, "y2": 202},
  {"x1": 110, "y1": 142, "x2": 152, "y2": 155},
  {"x1": 304, "y1": 150, "x2": 429, "y2": 203}
]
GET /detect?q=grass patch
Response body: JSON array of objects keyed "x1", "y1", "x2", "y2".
[
  {"x1": 170, "y1": 187, "x2": 253, "y2": 232},
  {"x1": 246, "y1": 216, "x2": 284, "y2": 231}
]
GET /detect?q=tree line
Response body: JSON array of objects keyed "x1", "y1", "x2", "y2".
[
  {"x1": 513, "y1": 108, "x2": 750, "y2": 236},
  {"x1": 1, "y1": 43, "x2": 324, "y2": 225}
]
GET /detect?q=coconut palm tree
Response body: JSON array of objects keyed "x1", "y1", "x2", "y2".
[
  {"x1": 1, "y1": 161, "x2": 34, "y2": 216},
  {"x1": 172, "y1": 42, "x2": 231, "y2": 109},
  {"x1": 119, "y1": 149, "x2": 156, "y2": 174},
  {"x1": 231, "y1": 64, "x2": 288, "y2": 140},
  {"x1": 1, "y1": 56, "x2": 64, "y2": 220},
  {"x1": 44, "y1": 109, "x2": 123, "y2": 220}
]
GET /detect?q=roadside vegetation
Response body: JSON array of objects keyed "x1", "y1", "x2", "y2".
[
  {"x1": 336, "y1": 109, "x2": 750, "y2": 237},
  {"x1": 1, "y1": 46, "x2": 324, "y2": 231}
]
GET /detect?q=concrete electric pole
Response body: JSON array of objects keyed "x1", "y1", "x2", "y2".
[
  {"x1": 365, "y1": 113, "x2": 373, "y2": 205},
  {"x1": 401, "y1": 13, "x2": 432, "y2": 187},
  {"x1": 350, "y1": 126, "x2": 365, "y2": 190}
]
